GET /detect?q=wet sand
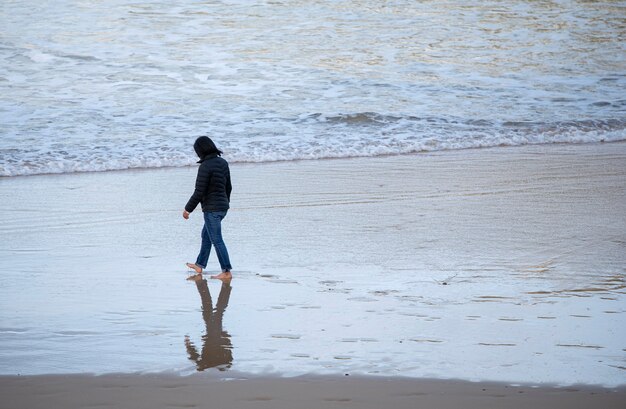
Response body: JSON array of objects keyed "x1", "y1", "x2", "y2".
[
  {"x1": 1, "y1": 143, "x2": 625, "y2": 403},
  {"x1": 1, "y1": 373, "x2": 625, "y2": 409}
]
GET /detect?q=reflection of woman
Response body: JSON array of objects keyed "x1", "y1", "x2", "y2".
[
  {"x1": 183, "y1": 136, "x2": 233, "y2": 281},
  {"x1": 185, "y1": 276, "x2": 233, "y2": 371}
]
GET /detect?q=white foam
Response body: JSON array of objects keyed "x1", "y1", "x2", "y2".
[{"x1": 1, "y1": 116, "x2": 624, "y2": 177}]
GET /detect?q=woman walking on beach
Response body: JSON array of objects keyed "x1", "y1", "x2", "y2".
[{"x1": 183, "y1": 136, "x2": 233, "y2": 281}]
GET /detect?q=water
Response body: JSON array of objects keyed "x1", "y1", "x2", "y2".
[{"x1": 1, "y1": 0, "x2": 625, "y2": 176}]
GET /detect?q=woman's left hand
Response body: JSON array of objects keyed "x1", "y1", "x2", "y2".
[{"x1": 183, "y1": 210, "x2": 190, "y2": 220}]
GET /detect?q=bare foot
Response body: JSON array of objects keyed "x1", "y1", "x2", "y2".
[
  {"x1": 211, "y1": 271, "x2": 232, "y2": 282},
  {"x1": 186, "y1": 263, "x2": 202, "y2": 274}
]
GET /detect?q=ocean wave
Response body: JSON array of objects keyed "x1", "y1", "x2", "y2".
[
  {"x1": 1, "y1": 116, "x2": 625, "y2": 177},
  {"x1": 2, "y1": 0, "x2": 625, "y2": 177}
]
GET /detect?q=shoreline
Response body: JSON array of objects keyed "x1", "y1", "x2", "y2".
[
  {"x1": 2, "y1": 372, "x2": 625, "y2": 409},
  {"x1": 2, "y1": 140, "x2": 624, "y2": 179}
]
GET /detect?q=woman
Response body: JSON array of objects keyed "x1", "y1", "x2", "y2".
[{"x1": 183, "y1": 136, "x2": 232, "y2": 281}]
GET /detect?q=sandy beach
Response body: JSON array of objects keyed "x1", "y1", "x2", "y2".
[
  {"x1": 1, "y1": 372, "x2": 625, "y2": 409},
  {"x1": 1, "y1": 142, "x2": 625, "y2": 407},
  {"x1": 2, "y1": 0, "x2": 625, "y2": 406}
]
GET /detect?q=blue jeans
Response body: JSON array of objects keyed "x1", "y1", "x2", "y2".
[{"x1": 195, "y1": 210, "x2": 232, "y2": 272}]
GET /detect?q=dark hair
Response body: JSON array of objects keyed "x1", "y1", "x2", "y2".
[{"x1": 193, "y1": 136, "x2": 223, "y2": 159}]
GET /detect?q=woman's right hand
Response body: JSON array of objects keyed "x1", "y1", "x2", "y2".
[{"x1": 183, "y1": 210, "x2": 190, "y2": 220}]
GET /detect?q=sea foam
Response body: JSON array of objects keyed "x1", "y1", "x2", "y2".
[{"x1": 1, "y1": 115, "x2": 624, "y2": 177}]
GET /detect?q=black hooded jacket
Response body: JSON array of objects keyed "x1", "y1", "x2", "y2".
[{"x1": 185, "y1": 140, "x2": 232, "y2": 213}]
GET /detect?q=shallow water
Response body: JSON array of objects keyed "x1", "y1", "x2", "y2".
[
  {"x1": 0, "y1": 143, "x2": 624, "y2": 386},
  {"x1": 1, "y1": 1, "x2": 625, "y2": 175}
]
